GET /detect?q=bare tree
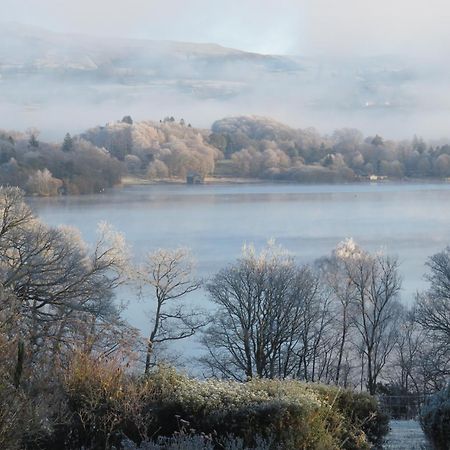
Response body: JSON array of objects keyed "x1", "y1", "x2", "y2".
[
  {"x1": 388, "y1": 308, "x2": 424, "y2": 393},
  {"x1": 413, "y1": 247, "x2": 450, "y2": 388},
  {"x1": 416, "y1": 247, "x2": 450, "y2": 339},
  {"x1": 390, "y1": 306, "x2": 449, "y2": 394},
  {"x1": 292, "y1": 278, "x2": 335, "y2": 383},
  {"x1": 202, "y1": 243, "x2": 331, "y2": 381},
  {"x1": 337, "y1": 240, "x2": 402, "y2": 394},
  {"x1": 316, "y1": 245, "x2": 359, "y2": 386},
  {"x1": 137, "y1": 248, "x2": 204, "y2": 374}
]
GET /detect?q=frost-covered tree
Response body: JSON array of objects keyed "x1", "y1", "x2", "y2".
[
  {"x1": 0, "y1": 188, "x2": 133, "y2": 372},
  {"x1": 202, "y1": 242, "x2": 332, "y2": 381},
  {"x1": 25, "y1": 168, "x2": 62, "y2": 196},
  {"x1": 136, "y1": 248, "x2": 204, "y2": 373},
  {"x1": 336, "y1": 240, "x2": 402, "y2": 394}
]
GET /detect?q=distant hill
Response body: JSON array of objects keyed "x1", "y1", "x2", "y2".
[
  {"x1": 0, "y1": 24, "x2": 448, "y2": 139},
  {"x1": 0, "y1": 23, "x2": 300, "y2": 99}
]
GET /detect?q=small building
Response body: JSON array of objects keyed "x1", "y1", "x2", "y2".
[
  {"x1": 186, "y1": 171, "x2": 204, "y2": 184},
  {"x1": 369, "y1": 175, "x2": 387, "y2": 181}
]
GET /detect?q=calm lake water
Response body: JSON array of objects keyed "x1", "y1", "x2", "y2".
[{"x1": 28, "y1": 182, "x2": 450, "y2": 360}]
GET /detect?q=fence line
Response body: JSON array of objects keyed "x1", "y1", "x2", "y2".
[{"x1": 377, "y1": 394, "x2": 432, "y2": 420}]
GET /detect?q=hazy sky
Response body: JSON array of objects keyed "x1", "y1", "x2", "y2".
[{"x1": 3, "y1": 0, "x2": 450, "y2": 56}]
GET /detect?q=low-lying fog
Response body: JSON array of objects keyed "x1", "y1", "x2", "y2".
[{"x1": 2, "y1": 23, "x2": 450, "y2": 140}]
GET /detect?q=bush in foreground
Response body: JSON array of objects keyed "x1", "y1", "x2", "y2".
[
  {"x1": 311, "y1": 385, "x2": 389, "y2": 448},
  {"x1": 420, "y1": 384, "x2": 450, "y2": 450},
  {"x1": 12, "y1": 357, "x2": 388, "y2": 449},
  {"x1": 147, "y1": 367, "x2": 386, "y2": 450}
]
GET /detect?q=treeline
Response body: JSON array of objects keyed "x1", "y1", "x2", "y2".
[
  {"x1": 0, "y1": 131, "x2": 122, "y2": 195},
  {"x1": 211, "y1": 116, "x2": 450, "y2": 182},
  {"x1": 2, "y1": 115, "x2": 450, "y2": 195},
  {"x1": 202, "y1": 240, "x2": 450, "y2": 397}
]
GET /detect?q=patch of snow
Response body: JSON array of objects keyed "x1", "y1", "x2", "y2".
[{"x1": 384, "y1": 420, "x2": 431, "y2": 450}]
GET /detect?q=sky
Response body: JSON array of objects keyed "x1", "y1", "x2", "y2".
[{"x1": 2, "y1": 0, "x2": 450, "y2": 56}]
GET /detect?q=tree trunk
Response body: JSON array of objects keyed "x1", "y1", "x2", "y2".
[{"x1": 144, "y1": 338, "x2": 153, "y2": 374}]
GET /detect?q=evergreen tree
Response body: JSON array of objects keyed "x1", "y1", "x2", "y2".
[
  {"x1": 28, "y1": 134, "x2": 39, "y2": 149},
  {"x1": 121, "y1": 115, "x2": 133, "y2": 125},
  {"x1": 371, "y1": 134, "x2": 384, "y2": 146},
  {"x1": 61, "y1": 133, "x2": 74, "y2": 152}
]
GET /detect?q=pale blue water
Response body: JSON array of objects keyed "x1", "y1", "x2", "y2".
[{"x1": 28, "y1": 182, "x2": 450, "y2": 356}]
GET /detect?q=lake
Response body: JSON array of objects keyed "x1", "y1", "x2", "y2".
[{"x1": 28, "y1": 182, "x2": 450, "y2": 361}]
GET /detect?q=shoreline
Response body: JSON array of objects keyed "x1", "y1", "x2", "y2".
[
  {"x1": 23, "y1": 177, "x2": 450, "y2": 199},
  {"x1": 120, "y1": 175, "x2": 265, "y2": 186},
  {"x1": 120, "y1": 175, "x2": 450, "y2": 188}
]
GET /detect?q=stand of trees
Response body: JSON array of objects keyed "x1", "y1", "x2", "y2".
[
  {"x1": 211, "y1": 116, "x2": 450, "y2": 182},
  {"x1": 2, "y1": 116, "x2": 450, "y2": 196},
  {"x1": 202, "y1": 239, "x2": 449, "y2": 396},
  {"x1": 0, "y1": 131, "x2": 122, "y2": 195},
  {"x1": 82, "y1": 118, "x2": 221, "y2": 180},
  {"x1": 201, "y1": 241, "x2": 404, "y2": 395},
  {"x1": 0, "y1": 188, "x2": 134, "y2": 376}
]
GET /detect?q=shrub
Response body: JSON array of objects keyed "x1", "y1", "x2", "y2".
[
  {"x1": 310, "y1": 385, "x2": 389, "y2": 448},
  {"x1": 145, "y1": 367, "x2": 380, "y2": 450},
  {"x1": 18, "y1": 360, "x2": 387, "y2": 450},
  {"x1": 123, "y1": 433, "x2": 275, "y2": 450},
  {"x1": 0, "y1": 381, "x2": 25, "y2": 450},
  {"x1": 420, "y1": 384, "x2": 450, "y2": 450},
  {"x1": 59, "y1": 353, "x2": 153, "y2": 449}
]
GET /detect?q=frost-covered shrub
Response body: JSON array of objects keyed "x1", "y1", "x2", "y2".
[
  {"x1": 31, "y1": 361, "x2": 386, "y2": 450},
  {"x1": 123, "y1": 433, "x2": 274, "y2": 450},
  {"x1": 311, "y1": 384, "x2": 389, "y2": 447},
  {"x1": 60, "y1": 353, "x2": 153, "y2": 449},
  {"x1": 420, "y1": 384, "x2": 450, "y2": 449},
  {"x1": 146, "y1": 367, "x2": 376, "y2": 450}
]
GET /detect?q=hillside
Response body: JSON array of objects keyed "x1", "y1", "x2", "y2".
[
  {"x1": 1, "y1": 24, "x2": 445, "y2": 139},
  {"x1": 0, "y1": 23, "x2": 299, "y2": 101}
]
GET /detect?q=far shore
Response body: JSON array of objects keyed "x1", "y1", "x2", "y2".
[
  {"x1": 120, "y1": 175, "x2": 264, "y2": 186},
  {"x1": 120, "y1": 175, "x2": 450, "y2": 187}
]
